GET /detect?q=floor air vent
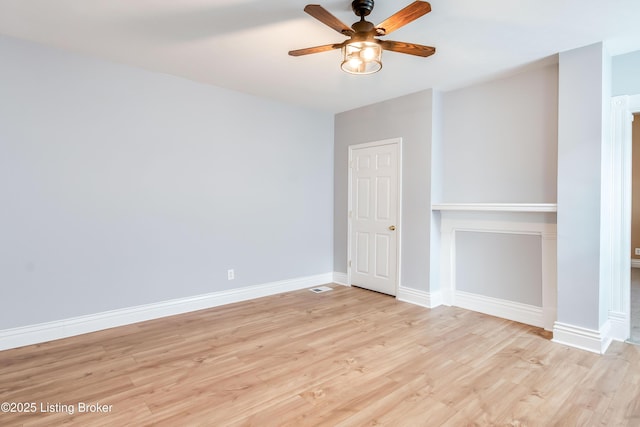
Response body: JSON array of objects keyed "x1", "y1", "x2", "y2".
[{"x1": 309, "y1": 286, "x2": 333, "y2": 293}]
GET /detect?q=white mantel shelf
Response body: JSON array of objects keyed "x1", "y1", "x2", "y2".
[{"x1": 432, "y1": 203, "x2": 558, "y2": 213}]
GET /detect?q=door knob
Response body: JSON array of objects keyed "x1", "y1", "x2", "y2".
[{"x1": 389, "y1": 225, "x2": 396, "y2": 231}]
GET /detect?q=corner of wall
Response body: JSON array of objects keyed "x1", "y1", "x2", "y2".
[
  {"x1": 397, "y1": 286, "x2": 442, "y2": 308},
  {"x1": 552, "y1": 321, "x2": 613, "y2": 354},
  {"x1": 332, "y1": 272, "x2": 349, "y2": 286}
]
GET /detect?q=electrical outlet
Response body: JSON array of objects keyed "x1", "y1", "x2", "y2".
[
  {"x1": 635, "y1": 248, "x2": 640, "y2": 256},
  {"x1": 227, "y1": 269, "x2": 235, "y2": 280}
]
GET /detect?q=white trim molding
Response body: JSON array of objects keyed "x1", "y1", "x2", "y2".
[
  {"x1": 609, "y1": 95, "x2": 638, "y2": 344},
  {"x1": 432, "y1": 203, "x2": 557, "y2": 213},
  {"x1": 455, "y1": 291, "x2": 544, "y2": 328},
  {"x1": 608, "y1": 311, "x2": 628, "y2": 342},
  {"x1": 397, "y1": 286, "x2": 442, "y2": 308},
  {"x1": 552, "y1": 321, "x2": 613, "y2": 354},
  {"x1": 0, "y1": 273, "x2": 334, "y2": 351},
  {"x1": 436, "y1": 210, "x2": 557, "y2": 331}
]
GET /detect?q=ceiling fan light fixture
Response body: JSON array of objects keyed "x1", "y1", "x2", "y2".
[
  {"x1": 341, "y1": 41, "x2": 382, "y2": 75},
  {"x1": 289, "y1": 2, "x2": 435, "y2": 74}
]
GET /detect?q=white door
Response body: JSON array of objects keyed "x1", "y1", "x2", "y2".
[{"x1": 349, "y1": 140, "x2": 399, "y2": 295}]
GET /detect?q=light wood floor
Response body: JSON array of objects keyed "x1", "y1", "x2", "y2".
[{"x1": 2, "y1": 285, "x2": 640, "y2": 426}]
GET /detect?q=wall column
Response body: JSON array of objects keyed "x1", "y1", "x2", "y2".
[{"x1": 554, "y1": 42, "x2": 612, "y2": 353}]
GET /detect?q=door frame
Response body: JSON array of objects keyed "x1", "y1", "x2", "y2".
[
  {"x1": 610, "y1": 94, "x2": 640, "y2": 341},
  {"x1": 347, "y1": 137, "x2": 402, "y2": 294}
]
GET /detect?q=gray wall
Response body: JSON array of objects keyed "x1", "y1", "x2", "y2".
[
  {"x1": 441, "y1": 63, "x2": 559, "y2": 203},
  {"x1": 334, "y1": 65, "x2": 559, "y2": 303},
  {"x1": 456, "y1": 231, "x2": 542, "y2": 306},
  {"x1": 334, "y1": 90, "x2": 435, "y2": 291},
  {"x1": 556, "y1": 42, "x2": 608, "y2": 330},
  {"x1": 0, "y1": 35, "x2": 334, "y2": 329},
  {"x1": 438, "y1": 64, "x2": 558, "y2": 304},
  {"x1": 612, "y1": 50, "x2": 640, "y2": 96}
]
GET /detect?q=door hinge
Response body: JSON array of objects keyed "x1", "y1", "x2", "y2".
[{"x1": 348, "y1": 260, "x2": 352, "y2": 268}]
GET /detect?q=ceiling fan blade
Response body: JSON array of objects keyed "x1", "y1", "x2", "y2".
[
  {"x1": 380, "y1": 40, "x2": 436, "y2": 57},
  {"x1": 304, "y1": 4, "x2": 354, "y2": 35},
  {"x1": 376, "y1": 1, "x2": 432, "y2": 35},
  {"x1": 288, "y1": 43, "x2": 343, "y2": 56}
]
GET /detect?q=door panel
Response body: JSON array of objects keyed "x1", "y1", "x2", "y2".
[
  {"x1": 350, "y1": 142, "x2": 399, "y2": 295},
  {"x1": 376, "y1": 176, "x2": 391, "y2": 220},
  {"x1": 355, "y1": 232, "x2": 370, "y2": 274},
  {"x1": 375, "y1": 233, "x2": 390, "y2": 278},
  {"x1": 356, "y1": 178, "x2": 371, "y2": 219}
]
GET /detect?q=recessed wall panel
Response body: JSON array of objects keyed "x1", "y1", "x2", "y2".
[{"x1": 455, "y1": 231, "x2": 543, "y2": 306}]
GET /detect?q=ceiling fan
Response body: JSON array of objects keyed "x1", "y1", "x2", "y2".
[{"x1": 288, "y1": 0, "x2": 435, "y2": 75}]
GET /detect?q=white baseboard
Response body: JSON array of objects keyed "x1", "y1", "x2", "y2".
[
  {"x1": 631, "y1": 259, "x2": 640, "y2": 268},
  {"x1": 454, "y1": 291, "x2": 544, "y2": 328},
  {"x1": 396, "y1": 286, "x2": 442, "y2": 308},
  {"x1": 608, "y1": 311, "x2": 629, "y2": 343},
  {"x1": 0, "y1": 273, "x2": 334, "y2": 351},
  {"x1": 552, "y1": 321, "x2": 613, "y2": 354},
  {"x1": 332, "y1": 272, "x2": 349, "y2": 286}
]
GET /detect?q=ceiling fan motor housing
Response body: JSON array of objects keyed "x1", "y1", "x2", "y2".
[{"x1": 352, "y1": 0, "x2": 374, "y2": 17}]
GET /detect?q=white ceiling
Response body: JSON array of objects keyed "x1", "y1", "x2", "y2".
[{"x1": 1, "y1": 0, "x2": 640, "y2": 113}]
